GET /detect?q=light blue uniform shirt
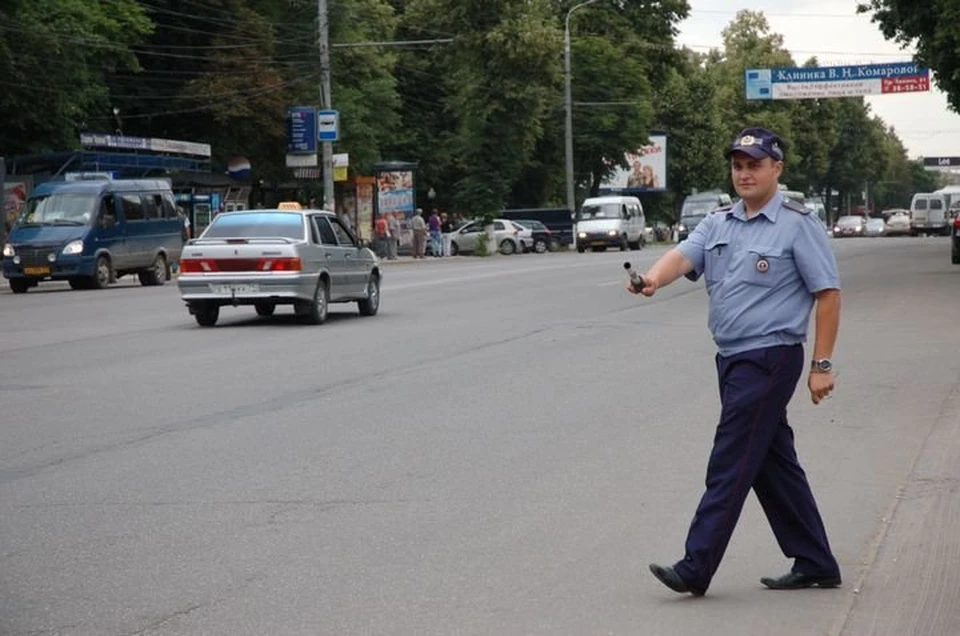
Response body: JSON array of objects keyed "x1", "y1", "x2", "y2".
[{"x1": 676, "y1": 192, "x2": 840, "y2": 356}]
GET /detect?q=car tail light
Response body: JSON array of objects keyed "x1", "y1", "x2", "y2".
[
  {"x1": 178, "y1": 257, "x2": 302, "y2": 273},
  {"x1": 260, "y1": 257, "x2": 301, "y2": 271},
  {"x1": 178, "y1": 258, "x2": 214, "y2": 273},
  {"x1": 954, "y1": 216, "x2": 960, "y2": 229}
]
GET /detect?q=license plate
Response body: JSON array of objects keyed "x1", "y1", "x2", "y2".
[
  {"x1": 23, "y1": 266, "x2": 50, "y2": 276},
  {"x1": 210, "y1": 283, "x2": 259, "y2": 294}
]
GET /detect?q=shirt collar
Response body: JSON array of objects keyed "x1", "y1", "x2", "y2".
[{"x1": 728, "y1": 191, "x2": 784, "y2": 222}]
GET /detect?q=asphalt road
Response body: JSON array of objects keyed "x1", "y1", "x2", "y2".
[{"x1": 1, "y1": 237, "x2": 958, "y2": 636}]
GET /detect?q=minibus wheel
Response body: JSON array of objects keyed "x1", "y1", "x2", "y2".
[{"x1": 92, "y1": 256, "x2": 112, "y2": 289}]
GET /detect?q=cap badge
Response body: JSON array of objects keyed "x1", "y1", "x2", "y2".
[{"x1": 739, "y1": 135, "x2": 757, "y2": 146}]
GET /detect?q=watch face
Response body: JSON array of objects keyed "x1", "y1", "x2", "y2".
[{"x1": 816, "y1": 360, "x2": 832, "y2": 372}]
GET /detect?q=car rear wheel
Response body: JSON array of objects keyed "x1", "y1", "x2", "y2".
[
  {"x1": 576, "y1": 245, "x2": 586, "y2": 253},
  {"x1": 358, "y1": 275, "x2": 380, "y2": 316},
  {"x1": 193, "y1": 302, "x2": 219, "y2": 327},
  {"x1": 92, "y1": 256, "x2": 112, "y2": 289},
  {"x1": 533, "y1": 239, "x2": 548, "y2": 254},
  {"x1": 68, "y1": 278, "x2": 88, "y2": 290},
  {"x1": 296, "y1": 278, "x2": 328, "y2": 325},
  {"x1": 450, "y1": 241, "x2": 459, "y2": 256},
  {"x1": 255, "y1": 302, "x2": 276, "y2": 317},
  {"x1": 499, "y1": 239, "x2": 516, "y2": 255},
  {"x1": 138, "y1": 254, "x2": 167, "y2": 286},
  {"x1": 9, "y1": 278, "x2": 29, "y2": 294},
  {"x1": 619, "y1": 235, "x2": 629, "y2": 251}
]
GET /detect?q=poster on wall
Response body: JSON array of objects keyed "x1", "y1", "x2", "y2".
[
  {"x1": 599, "y1": 134, "x2": 668, "y2": 193},
  {"x1": 4, "y1": 178, "x2": 32, "y2": 230},
  {"x1": 376, "y1": 170, "x2": 416, "y2": 249}
]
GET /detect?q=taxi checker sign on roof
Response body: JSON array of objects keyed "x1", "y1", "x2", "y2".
[{"x1": 745, "y1": 62, "x2": 930, "y2": 100}]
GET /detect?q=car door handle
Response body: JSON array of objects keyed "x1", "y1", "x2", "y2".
[{"x1": 325, "y1": 253, "x2": 332, "y2": 259}]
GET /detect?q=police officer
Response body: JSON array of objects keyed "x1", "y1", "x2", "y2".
[{"x1": 629, "y1": 127, "x2": 842, "y2": 596}]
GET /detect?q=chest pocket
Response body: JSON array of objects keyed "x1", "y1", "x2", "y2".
[
  {"x1": 742, "y1": 245, "x2": 787, "y2": 287},
  {"x1": 704, "y1": 239, "x2": 731, "y2": 284}
]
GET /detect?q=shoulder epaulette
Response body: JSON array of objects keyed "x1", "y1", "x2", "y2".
[
  {"x1": 782, "y1": 198, "x2": 809, "y2": 214},
  {"x1": 712, "y1": 204, "x2": 734, "y2": 214}
]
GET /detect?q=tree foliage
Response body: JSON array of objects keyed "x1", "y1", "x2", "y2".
[
  {"x1": 859, "y1": 0, "x2": 960, "y2": 111},
  {"x1": 0, "y1": 1, "x2": 934, "y2": 217}
]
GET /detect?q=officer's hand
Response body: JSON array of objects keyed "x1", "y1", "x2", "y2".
[
  {"x1": 626, "y1": 274, "x2": 657, "y2": 297},
  {"x1": 808, "y1": 371, "x2": 835, "y2": 405}
]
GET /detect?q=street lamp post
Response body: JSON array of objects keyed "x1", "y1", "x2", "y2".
[{"x1": 564, "y1": 0, "x2": 600, "y2": 238}]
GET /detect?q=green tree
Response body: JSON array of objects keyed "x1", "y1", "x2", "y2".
[
  {"x1": 399, "y1": 0, "x2": 563, "y2": 216},
  {"x1": 859, "y1": 0, "x2": 960, "y2": 111},
  {"x1": 0, "y1": 0, "x2": 152, "y2": 154}
]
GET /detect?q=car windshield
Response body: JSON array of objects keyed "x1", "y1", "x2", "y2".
[
  {"x1": 837, "y1": 216, "x2": 862, "y2": 227},
  {"x1": 682, "y1": 202, "x2": 715, "y2": 216},
  {"x1": 20, "y1": 193, "x2": 97, "y2": 226},
  {"x1": 580, "y1": 203, "x2": 620, "y2": 219},
  {"x1": 203, "y1": 212, "x2": 304, "y2": 239}
]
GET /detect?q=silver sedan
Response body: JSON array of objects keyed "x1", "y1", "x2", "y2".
[{"x1": 177, "y1": 209, "x2": 381, "y2": 327}]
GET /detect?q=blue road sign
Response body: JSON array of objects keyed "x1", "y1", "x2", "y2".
[{"x1": 287, "y1": 107, "x2": 318, "y2": 154}]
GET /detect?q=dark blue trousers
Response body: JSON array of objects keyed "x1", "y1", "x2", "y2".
[{"x1": 672, "y1": 344, "x2": 840, "y2": 592}]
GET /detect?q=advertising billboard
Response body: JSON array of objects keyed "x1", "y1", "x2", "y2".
[
  {"x1": 745, "y1": 62, "x2": 930, "y2": 100},
  {"x1": 600, "y1": 134, "x2": 668, "y2": 193},
  {"x1": 376, "y1": 171, "x2": 415, "y2": 218}
]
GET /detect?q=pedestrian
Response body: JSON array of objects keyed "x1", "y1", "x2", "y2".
[
  {"x1": 374, "y1": 214, "x2": 389, "y2": 258},
  {"x1": 174, "y1": 206, "x2": 192, "y2": 274},
  {"x1": 411, "y1": 208, "x2": 427, "y2": 259},
  {"x1": 441, "y1": 212, "x2": 455, "y2": 257},
  {"x1": 428, "y1": 208, "x2": 443, "y2": 257},
  {"x1": 387, "y1": 213, "x2": 400, "y2": 261},
  {"x1": 630, "y1": 127, "x2": 842, "y2": 597}
]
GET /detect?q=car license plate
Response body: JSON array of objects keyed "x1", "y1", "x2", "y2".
[
  {"x1": 23, "y1": 266, "x2": 50, "y2": 276},
  {"x1": 210, "y1": 283, "x2": 259, "y2": 294}
]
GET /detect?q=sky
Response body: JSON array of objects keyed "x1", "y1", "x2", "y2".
[{"x1": 676, "y1": 0, "x2": 960, "y2": 160}]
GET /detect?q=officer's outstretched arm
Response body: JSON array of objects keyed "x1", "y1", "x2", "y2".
[{"x1": 629, "y1": 248, "x2": 694, "y2": 297}]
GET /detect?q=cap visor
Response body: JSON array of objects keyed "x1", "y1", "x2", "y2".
[{"x1": 727, "y1": 146, "x2": 769, "y2": 160}]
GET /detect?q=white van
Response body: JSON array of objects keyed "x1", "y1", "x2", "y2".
[
  {"x1": 910, "y1": 192, "x2": 949, "y2": 236},
  {"x1": 575, "y1": 195, "x2": 646, "y2": 252}
]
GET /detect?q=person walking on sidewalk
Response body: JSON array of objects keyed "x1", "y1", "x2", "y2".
[
  {"x1": 428, "y1": 208, "x2": 443, "y2": 257},
  {"x1": 441, "y1": 212, "x2": 455, "y2": 257},
  {"x1": 387, "y1": 213, "x2": 400, "y2": 261},
  {"x1": 630, "y1": 126, "x2": 843, "y2": 597},
  {"x1": 411, "y1": 208, "x2": 427, "y2": 259}
]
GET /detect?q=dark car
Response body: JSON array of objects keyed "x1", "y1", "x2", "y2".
[
  {"x1": 512, "y1": 219, "x2": 557, "y2": 253},
  {"x1": 952, "y1": 212, "x2": 960, "y2": 264},
  {"x1": 677, "y1": 191, "x2": 732, "y2": 241}
]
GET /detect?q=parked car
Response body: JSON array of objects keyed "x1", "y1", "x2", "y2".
[
  {"x1": 176, "y1": 209, "x2": 381, "y2": 327},
  {"x1": 512, "y1": 219, "x2": 557, "y2": 253},
  {"x1": 864, "y1": 217, "x2": 886, "y2": 237},
  {"x1": 833, "y1": 215, "x2": 866, "y2": 237},
  {"x1": 884, "y1": 210, "x2": 911, "y2": 236},
  {"x1": 448, "y1": 219, "x2": 522, "y2": 255}
]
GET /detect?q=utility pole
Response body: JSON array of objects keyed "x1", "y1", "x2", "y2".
[
  {"x1": 318, "y1": 0, "x2": 334, "y2": 211},
  {"x1": 0, "y1": 156, "x2": 6, "y2": 243},
  {"x1": 564, "y1": 0, "x2": 600, "y2": 244}
]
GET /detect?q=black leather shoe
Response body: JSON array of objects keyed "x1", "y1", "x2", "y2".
[
  {"x1": 649, "y1": 563, "x2": 705, "y2": 597},
  {"x1": 760, "y1": 571, "x2": 841, "y2": 590}
]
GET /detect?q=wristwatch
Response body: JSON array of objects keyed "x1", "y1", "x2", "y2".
[{"x1": 811, "y1": 359, "x2": 833, "y2": 373}]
